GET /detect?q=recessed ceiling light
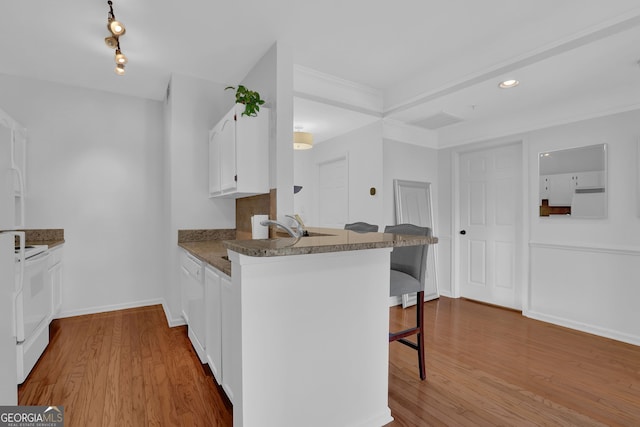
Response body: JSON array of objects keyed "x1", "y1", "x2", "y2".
[{"x1": 499, "y1": 79, "x2": 520, "y2": 89}]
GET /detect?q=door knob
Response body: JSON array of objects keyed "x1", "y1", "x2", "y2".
[{"x1": 459, "y1": 230, "x2": 466, "y2": 235}]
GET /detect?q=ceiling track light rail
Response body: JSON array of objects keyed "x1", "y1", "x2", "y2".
[{"x1": 104, "y1": 1, "x2": 128, "y2": 75}]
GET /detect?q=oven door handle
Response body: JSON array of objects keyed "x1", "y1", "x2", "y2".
[{"x1": 11, "y1": 291, "x2": 18, "y2": 339}]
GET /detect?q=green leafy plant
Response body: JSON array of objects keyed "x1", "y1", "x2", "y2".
[{"x1": 225, "y1": 85, "x2": 265, "y2": 117}]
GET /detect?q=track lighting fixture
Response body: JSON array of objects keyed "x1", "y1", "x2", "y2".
[{"x1": 105, "y1": 1, "x2": 128, "y2": 75}]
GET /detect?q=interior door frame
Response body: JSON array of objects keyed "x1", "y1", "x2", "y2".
[{"x1": 451, "y1": 139, "x2": 530, "y2": 310}]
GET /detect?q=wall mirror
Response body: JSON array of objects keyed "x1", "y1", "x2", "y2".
[
  {"x1": 394, "y1": 179, "x2": 439, "y2": 305},
  {"x1": 539, "y1": 143, "x2": 607, "y2": 218}
]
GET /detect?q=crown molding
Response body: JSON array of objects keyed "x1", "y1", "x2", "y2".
[
  {"x1": 294, "y1": 65, "x2": 383, "y2": 113},
  {"x1": 437, "y1": 102, "x2": 640, "y2": 149}
]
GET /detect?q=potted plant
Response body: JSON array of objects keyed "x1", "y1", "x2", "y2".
[{"x1": 225, "y1": 85, "x2": 265, "y2": 117}]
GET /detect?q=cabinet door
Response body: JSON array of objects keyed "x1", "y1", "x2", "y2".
[
  {"x1": 219, "y1": 111, "x2": 237, "y2": 193},
  {"x1": 574, "y1": 171, "x2": 604, "y2": 189},
  {"x1": 221, "y1": 274, "x2": 240, "y2": 404},
  {"x1": 208, "y1": 127, "x2": 222, "y2": 196},
  {"x1": 548, "y1": 173, "x2": 573, "y2": 206},
  {"x1": 48, "y1": 246, "x2": 63, "y2": 317},
  {"x1": 234, "y1": 107, "x2": 269, "y2": 195},
  {"x1": 182, "y1": 252, "x2": 206, "y2": 362},
  {"x1": 180, "y1": 253, "x2": 191, "y2": 323},
  {"x1": 205, "y1": 266, "x2": 222, "y2": 384}
]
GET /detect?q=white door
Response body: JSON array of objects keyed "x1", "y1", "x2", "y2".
[
  {"x1": 318, "y1": 156, "x2": 348, "y2": 228},
  {"x1": 458, "y1": 143, "x2": 521, "y2": 309}
]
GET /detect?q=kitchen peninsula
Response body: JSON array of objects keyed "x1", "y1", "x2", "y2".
[{"x1": 179, "y1": 227, "x2": 437, "y2": 427}]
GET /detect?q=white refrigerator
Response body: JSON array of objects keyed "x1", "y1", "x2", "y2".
[
  {"x1": 0, "y1": 110, "x2": 24, "y2": 405},
  {"x1": 0, "y1": 232, "x2": 18, "y2": 405}
]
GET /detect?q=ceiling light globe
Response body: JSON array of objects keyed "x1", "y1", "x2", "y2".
[
  {"x1": 108, "y1": 20, "x2": 126, "y2": 36},
  {"x1": 115, "y1": 64, "x2": 126, "y2": 75}
]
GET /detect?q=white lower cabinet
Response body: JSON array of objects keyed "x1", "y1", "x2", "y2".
[
  {"x1": 220, "y1": 273, "x2": 240, "y2": 404},
  {"x1": 205, "y1": 266, "x2": 222, "y2": 384},
  {"x1": 180, "y1": 249, "x2": 206, "y2": 363},
  {"x1": 183, "y1": 251, "x2": 240, "y2": 405},
  {"x1": 47, "y1": 245, "x2": 63, "y2": 318}
]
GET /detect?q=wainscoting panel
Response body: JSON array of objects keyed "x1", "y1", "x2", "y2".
[{"x1": 527, "y1": 242, "x2": 640, "y2": 345}]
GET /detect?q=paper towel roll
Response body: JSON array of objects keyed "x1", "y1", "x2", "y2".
[{"x1": 251, "y1": 215, "x2": 269, "y2": 239}]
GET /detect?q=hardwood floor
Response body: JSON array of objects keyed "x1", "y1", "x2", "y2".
[
  {"x1": 388, "y1": 298, "x2": 640, "y2": 426},
  {"x1": 19, "y1": 305, "x2": 232, "y2": 427},
  {"x1": 19, "y1": 298, "x2": 640, "y2": 426}
]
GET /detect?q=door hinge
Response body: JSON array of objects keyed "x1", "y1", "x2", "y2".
[
  {"x1": 234, "y1": 175, "x2": 238, "y2": 182},
  {"x1": 234, "y1": 114, "x2": 237, "y2": 121}
]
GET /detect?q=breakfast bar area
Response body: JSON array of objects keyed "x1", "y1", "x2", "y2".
[{"x1": 180, "y1": 227, "x2": 437, "y2": 427}]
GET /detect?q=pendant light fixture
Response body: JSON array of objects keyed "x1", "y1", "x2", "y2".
[
  {"x1": 293, "y1": 127, "x2": 313, "y2": 150},
  {"x1": 104, "y1": 1, "x2": 128, "y2": 75}
]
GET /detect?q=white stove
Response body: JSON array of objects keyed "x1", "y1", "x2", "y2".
[
  {"x1": 14, "y1": 244, "x2": 48, "y2": 261},
  {"x1": 13, "y1": 242, "x2": 51, "y2": 384}
]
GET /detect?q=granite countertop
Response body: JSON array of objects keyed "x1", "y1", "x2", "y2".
[
  {"x1": 223, "y1": 227, "x2": 438, "y2": 257},
  {"x1": 178, "y1": 240, "x2": 231, "y2": 276},
  {"x1": 178, "y1": 227, "x2": 438, "y2": 275},
  {"x1": 178, "y1": 229, "x2": 235, "y2": 276},
  {"x1": 16, "y1": 229, "x2": 65, "y2": 249}
]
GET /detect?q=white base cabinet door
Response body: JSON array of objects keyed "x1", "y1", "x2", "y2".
[
  {"x1": 48, "y1": 245, "x2": 63, "y2": 318},
  {"x1": 180, "y1": 250, "x2": 206, "y2": 363},
  {"x1": 205, "y1": 266, "x2": 222, "y2": 384},
  {"x1": 220, "y1": 273, "x2": 240, "y2": 404}
]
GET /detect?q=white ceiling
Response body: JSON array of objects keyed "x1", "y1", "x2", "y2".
[{"x1": 2, "y1": 1, "x2": 640, "y2": 146}]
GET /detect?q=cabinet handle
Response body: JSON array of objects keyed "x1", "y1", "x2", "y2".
[{"x1": 460, "y1": 230, "x2": 466, "y2": 235}]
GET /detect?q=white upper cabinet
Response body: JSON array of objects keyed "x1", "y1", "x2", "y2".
[{"x1": 209, "y1": 103, "x2": 270, "y2": 199}]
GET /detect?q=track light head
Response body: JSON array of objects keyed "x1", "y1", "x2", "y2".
[
  {"x1": 108, "y1": 19, "x2": 126, "y2": 36},
  {"x1": 104, "y1": 36, "x2": 118, "y2": 49}
]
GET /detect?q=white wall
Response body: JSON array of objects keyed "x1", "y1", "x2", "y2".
[
  {"x1": 295, "y1": 122, "x2": 384, "y2": 228},
  {"x1": 0, "y1": 73, "x2": 165, "y2": 316},
  {"x1": 382, "y1": 139, "x2": 439, "y2": 227},
  {"x1": 164, "y1": 73, "x2": 236, "y2": 324},
  {"x1": 526, "y1": 110, "x2": 640, "y2": 344},
  {"x1": 439, "y1": 108, "x2": 640, "y2": 345},
  {"x1": 240, "y1": 42, "x2": 294, "y2": 218}
]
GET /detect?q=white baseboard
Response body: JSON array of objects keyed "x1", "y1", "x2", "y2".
[
  {"x1": 56, "y1": 298, "x2": 186, "y2": 328},
  {"x1": 162, "y1": 301, "x2": 186, "y2": 327},
  {"x1": 524, "y1": 309, "x2": 640, "y2": 347}
]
